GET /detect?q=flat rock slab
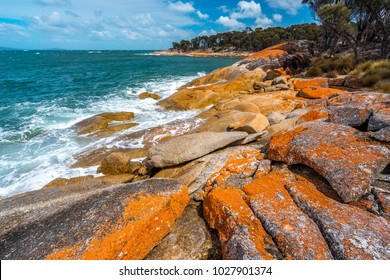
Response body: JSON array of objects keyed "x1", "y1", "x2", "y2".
[
  {"x1": 268, "y1": 122, "x2": 390, "y2": 203},
  {"x1": 148, "y1": 131, "x2": 248, "y2": 168},
  {"x1": 328, "y1": 101, "x2": 372, "y2": 127},
  {"x1": 0, "y1": 179, "x2": 188, "y2": 260},
  {"x1": 285, "y1": 177, "x2": 390, "y2": 259},
  {"x1": 243, "y1": 171, "x2": 333, "y2": 260},
  {"x1": 368, "y1": 108, "x2": 390, "y2": 131},
  {"x1": 203, "y1": 188, "x2": 281, "y2": 260}
]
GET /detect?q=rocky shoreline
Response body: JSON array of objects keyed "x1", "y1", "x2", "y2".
[
  {"x1": 1, "y1": 41, "x2": 389, "y2": 260},
  {"x1": 153, "y1": 49, "x2": 252, "y2": 58}
]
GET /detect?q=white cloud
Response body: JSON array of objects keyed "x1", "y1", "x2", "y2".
[
  {"x1": 216, "y1": 16, "x2": 245, "y2": 29},
  {"x1": 265, "y1": 0, "x2": 302, "y2": 15},
  {"x1": 132, "y1": 13, "x2": 155, "y2": 27},
  {"x1": 198, "y1": 29, "x2": 216, "y2": 36},
  {"x1": 168, "y1": 1, "x2": 195, "y2": 13},
  {"x1": 272, "y1": 14, "x2": 283, "y2": 22},
  {"x1": 231, "y1": 1, "x2": 262, "y2": 19},
  {"x1": 218, "y1": 6, "x2": 230, "y2": 13},
  {"x1": 255, "y1": 17, "x2": 273, "y2": 28},
  {"x1": 196, "y1": 11, "x2": 209, "y2": 20}
]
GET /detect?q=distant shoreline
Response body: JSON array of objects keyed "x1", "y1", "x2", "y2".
[{"x1": 153, "y1": 49, "x2": 252, "y2": 58}]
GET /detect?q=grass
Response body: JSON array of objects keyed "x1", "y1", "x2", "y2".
[
  {"x1": 350, "y1": 60, "x2": 390, "y2": 90},
  {"x1": 306, "y1": 55, "x2": 357, "y2": 77}
]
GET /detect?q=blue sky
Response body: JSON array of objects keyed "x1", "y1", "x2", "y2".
[{"x1": 0, "y1": 1, "x2": 315, "y2": 50}]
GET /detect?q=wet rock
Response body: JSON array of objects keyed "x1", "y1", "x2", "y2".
[
  {"x1": 97, "y1": 152, "x2": 142, "y2": 175},
  {"x1": 368, "y1": 108, "x2": 390, "y2": 131},
  {"x1": 328, "y1": 101, "x2": 372, "y2": 127},
  {"x1": 145, "y1": 205, "x2": 221, "y2": 260},
  {"x1": 203, "y1": 188, "x2": 281, "y2": 260},
  {"x1": 243, "y1": 171, "x2": 333, "y2": 260},
  {"x1": 71, "y1": 148, "x2": 147, "y2": 168},
  {"x1": 138, "y1": 92, "x2": 161, "y2": 100},
  {"x1": 267, "y1": 112, "x2": 286, "y2": 125},
  {"x1": 72, "y1": 112, "x2": 135, "y2": 136},
  {"x1": 0, "y1": 179, "x2": 189, "y2": 260},
  {"x1": 92, "y1": 122, "x2": 138, "y2": 138},
  {"x1": 44, "y1": 175, "x2": 94, "y2": 189},
  {"x1": 148, "y1": 131, "x2": 248, "y2": 168},
  {"x1": 285, "y1": 177, "x2": 390, "y2": 259},
  {"x1": 268, "y1": 122, "x2": 390, "y2": 202}
]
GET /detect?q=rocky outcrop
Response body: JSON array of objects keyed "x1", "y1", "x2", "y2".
[
  {"x1": 243, "y1": 171, "x2": 334, "y2": 260},
  {"x1": 368, "y1": 108, "x2": 390, "y2": 131},
  {"x1": 203, "y1": 188, "x2": 281, "y2": 260},
  {"x1": 148, "y1": 131, "x2": 248, "y2": 168},
  {"x1": 97, "y1": 152, "x2": 143, "y2": 175},
  {"x1": 268, "y1": 122, "x2": 390, "y2": 203},
  {"x1": 138, "y1": 92, "x2": 161, "y2": 100},
  {"x1": 158, "y1": 41, "x2": 314, "y2": 110},
  {"x1": 0, "y1": 179, "x2": 189, "y2": 259},
  {"x1": 285, "y1": 177, "x2": 390, "y2": 259}
]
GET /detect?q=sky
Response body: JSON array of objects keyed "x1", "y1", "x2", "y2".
[{"x1": 0, "y1": 0, "x2": 315, "y2": 50}]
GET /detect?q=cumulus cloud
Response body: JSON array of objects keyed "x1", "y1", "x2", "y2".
[
  {"x1": 255, "y1": 17, "x2": 273, "y2": 28},
  {"x1": 196, "y1": 11, "x2": 209, "y2": 20},
  {"x1": 218, "y1": 6, "x2": 230, "y2": 13},
  {"x1": 265, "y1": 0, "x2": 302, "y2": 15},
  {"x1": 216, "y1": 16, "x2": 245, "y2": 29},
  {"x1": 272, "y1": 14, "x2": 283, "y2": 22},
  {"x1": 231, "y1": 1, "x2": 262, "y2": 19},
  {"x1": 132, "y1": 13, "x2": 155, "y2": 27},
  {"x1": 168, "y1": 1, "x2": 195, "y2": 13}
]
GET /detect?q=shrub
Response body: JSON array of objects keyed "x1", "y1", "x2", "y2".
[
  {"x1": 306, "y1": 55, "x2": 358, "y2": 77},
  {"x1": 306, "y1": 66, "x2": 323, "y2": 77},
  {"x1": 352, "y1": 60, "x2": 390, "y2": 88},
  {"x1": 375, "y1": 80, "x2": 390, "y2": 93},
  {"x1": 326, "y1": 71, "x2": 338, "y2": 78}
]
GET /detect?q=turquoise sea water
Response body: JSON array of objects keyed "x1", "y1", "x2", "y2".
[{"x1": 0, "y1": 50, "x2": 239, "y2": 197}]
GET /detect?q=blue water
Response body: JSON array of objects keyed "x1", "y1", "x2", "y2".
[{"x1": 0, "y1": 50, "x2": 239, "y2": 197}]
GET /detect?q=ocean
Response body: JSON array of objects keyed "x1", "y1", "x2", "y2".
[{"x1": 0, "y1": 50, "x2": 239, "y2": 198}]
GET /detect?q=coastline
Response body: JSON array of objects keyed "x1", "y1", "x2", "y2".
[
  {"x1": 153, "y1": 49, "x2": 252, "y2": 58},
  {"x1": 1, "y1": 41, "x2": 389, "y2": 260}
]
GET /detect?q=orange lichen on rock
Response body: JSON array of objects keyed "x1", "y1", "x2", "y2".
[
  {"x1": 293, "y1": 78, "x2": 328, "y2": 90},
  {"x1": 298, "y1": 87, "x2": 343, "y2": 99},
  {"x1": 243, "y1": 171, "x2": 333, "y2": 260},
  {"x1": 203, "y1": 188, "x2": 280, "y2": 260},
  {"x1": 268, "y1": 122, "x2": 390, "y2": 203},
  {"x1": 299, "y1": 106, "x2": 329, "y2": 122},
  {"x1": 246, "y1": 43, "x2": 287, "y2": 61},
  {"x1": 46, "y1": 182, "x2": 189, "y2": 260},
  {"x1": 285, "y1": 177, "x2": 390, "y2": 259}
]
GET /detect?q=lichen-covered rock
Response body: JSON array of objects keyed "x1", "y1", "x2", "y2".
[
  {"x1": 371, "y1": 127, "x2": 390, "y2": 142},
  {"x1": 268, "y1": 122, "x2": 390, "y2": 202},
  {"x1": 293, "y1": 77, "x2": 328, "y2": 90},
  {"x1": 328, "y1": 101, "x2": 372, "y2": 127},
  {"x1": 368, "y1": 108, "x2": 390, "y2": 131},
  {"x1": 243, "y1": 171, "x2": 333, "y2": 260},
  {"x1": 145, "y1": 205, "x2": 221, "y2": 260},
  {"x1": 148, "y1": 131, "x2": 248, "y2": 168},
  {"x1": 203, "y1": 188, "x2": 281, "y2": 260},
  {"x1": 298, "y1": 87, "x2": 343, "y2": 99},
  {"x1": 0, "y1": 179, "x2": 189, "y2": 260},
  {"x1": 285, "y1": 177, "x2": 390, "y2": 259}
]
